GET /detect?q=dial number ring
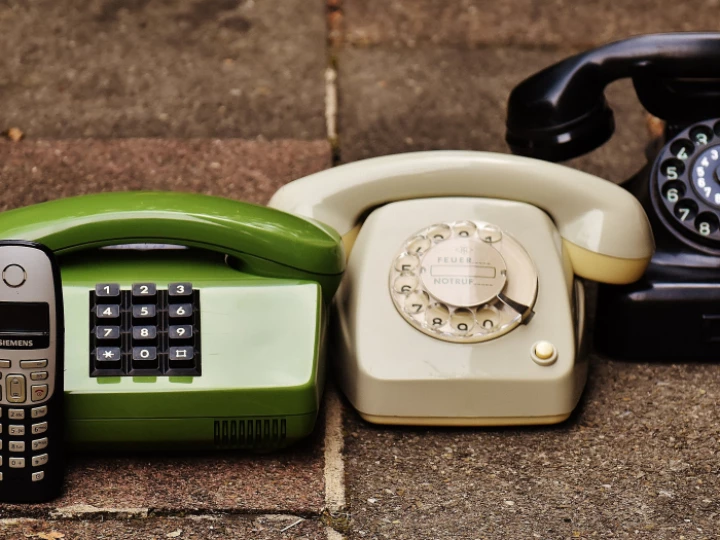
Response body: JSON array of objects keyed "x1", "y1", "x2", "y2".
[
  {"x1": 653, "y1": 119, "x2": 720, "y2": 249},
  {"x1": 389, "y1": 221, "x2": 538, "y2": 344}
]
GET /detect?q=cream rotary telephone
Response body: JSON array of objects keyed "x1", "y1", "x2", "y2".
[{"x1": 269, "y1": 152, "x2": 654, "y2": 426}]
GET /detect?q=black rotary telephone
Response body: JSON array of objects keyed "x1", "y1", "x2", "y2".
[{"x1": 506, "y1": 32, "x2": 720, "y2": 360}]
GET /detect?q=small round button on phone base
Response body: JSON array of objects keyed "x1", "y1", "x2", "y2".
[{"x1": 531, "y1": 341, "x2": 557, "y2": 366}]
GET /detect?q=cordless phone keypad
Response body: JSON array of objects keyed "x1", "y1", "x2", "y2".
[
  {"x1": 90, "y1": 283, "x2": 201, "y2": 376},
  {"x1": 0, "y1": 370, "x2": 53, "y2": 484}
]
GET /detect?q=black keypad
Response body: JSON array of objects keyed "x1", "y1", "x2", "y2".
[{"x1": 89, "y1": 283, "x2": 201, "y2": 377}]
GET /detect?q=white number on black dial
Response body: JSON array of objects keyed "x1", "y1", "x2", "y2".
[{"x1": 691, "y1": 145, "x2": 720, "y2": 209}]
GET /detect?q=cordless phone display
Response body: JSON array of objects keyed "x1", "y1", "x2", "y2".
[{"x1": 0, "y1": 241, "x2": 64, "y2": 503}]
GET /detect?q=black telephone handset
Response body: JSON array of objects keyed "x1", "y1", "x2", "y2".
[{"x1": 506, "y1": 32, "x2": 720, "y2": 360}]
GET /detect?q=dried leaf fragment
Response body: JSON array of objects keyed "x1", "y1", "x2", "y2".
[
  {"x1": 4, "y1": 127, "x2": 24, "y2": 141},
  {"x1": 37, "y1": 532, "x2": 65, "y2": 540}
]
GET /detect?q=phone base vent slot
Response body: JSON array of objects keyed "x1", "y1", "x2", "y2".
[{"x1": 213, "y1": 418, "x2": 287, "y2": 449}]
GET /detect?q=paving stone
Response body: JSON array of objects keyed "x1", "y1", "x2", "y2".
[
  {"x1": 339, "y1": 46, "x2": 651, "y2": 183},
  {"x1": 343, "y1": 0, "x2": 717, "y2": 48},
  {"x1": 0, "y1": 426, "x2": 325, "y2": 517},
  {"x1": 0, "y1": 138, "x2": 331, "y2": 210},
  {"x1": 343, "y1": 355, "x2": 720, "y2": 539},
  {"x1": 0, "y1": 515, "x2": 327, "y2": 539},
  {"x1": 0, "y1": 0, "x2": 327, "y2": 139}
]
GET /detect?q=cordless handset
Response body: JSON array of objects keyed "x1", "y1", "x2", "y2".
[{"x1": 0, "y1": 241, "x2": 64, "y2": 502}]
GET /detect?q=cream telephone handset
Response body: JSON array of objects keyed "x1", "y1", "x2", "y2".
[{"x1": 270, "y1": 151, "x2": 654, "y2": 425}]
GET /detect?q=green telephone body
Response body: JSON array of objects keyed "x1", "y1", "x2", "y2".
[{"x1": 0, "y1": 192, "x2": 344, "y2": 450}]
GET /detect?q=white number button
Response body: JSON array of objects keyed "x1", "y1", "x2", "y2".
[
  {"x1": 96, "y1": 305, "x2": 120, "y2": 318},
  {"x1": 132, "y1": 347, "x2": 157, "y2": 361},
  {"x1": 169, "y1": 325, "x2": 193, "y2": 339},
  {"x1": 132, "y1": 326, "x2": 157, "y2": 340},
  {"x1": 132, "y1": 283, "x2": 157, "y2": 297},
  {"x1": 9, "y1": 457, "x2": 25, "y2": 468},
  {"x1": 170, "y1": 304, "x2": 193, "y2": 318},
  {"x1": 169, "y1": 283, "x2": 193, "y2": 297},
  {"x1": 133, "y1": 305, "x2": 156, "y2": 318}
]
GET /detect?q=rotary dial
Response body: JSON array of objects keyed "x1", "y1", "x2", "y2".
[
  {"x1": 654, "y1": 120, "x2": 720, "y2": 247},
  {"x1": 389, "y1": 220, "x2": 538, "y2": 343}
]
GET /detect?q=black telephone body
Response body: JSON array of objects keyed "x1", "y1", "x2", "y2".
[{"x1": 506, "y1": 32, "x2": 720, "y2": 360}]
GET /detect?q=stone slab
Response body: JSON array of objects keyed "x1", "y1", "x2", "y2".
[
  {"x1": 343, "y1": 356, "x2": 720, "y2": 539},
  {"x1": 0, "y1": 138, "x2": 331, "y2": 210},
  {"x1": 0, "y1": 515, "x2": 327, "y2": 539},
  {"x1": 0, "y1": 420, "x2": 325, "y2": 517},
  {"x1": 343, "y1": 0, "x2": 716, "y2": 48},
  {"x1": 0, "y1": 0, "x2": 327, "y2": 139},
  {"x1": 338, "y1": 47, "x2": 650, "y2": 183}
]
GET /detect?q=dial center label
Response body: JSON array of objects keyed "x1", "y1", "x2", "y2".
[{"x1": 420, "y1": 238, "x2": 506, "y2": 307}]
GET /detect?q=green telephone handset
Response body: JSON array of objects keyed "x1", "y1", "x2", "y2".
[{"x1": 0, "y1": 191, "x2": 344, "y2": 450}]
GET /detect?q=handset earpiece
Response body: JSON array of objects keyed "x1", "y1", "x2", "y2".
[
  {"x1": 506, "y1": 33, "x2": 720, "y2": 162},
  {"x1": 506, "y1": 54, "x2": 616, "y2": 162}
]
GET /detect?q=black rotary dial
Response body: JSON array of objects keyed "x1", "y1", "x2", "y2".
[{"x1": 652, "y1": 119, "x2": 720, "y2": 251}]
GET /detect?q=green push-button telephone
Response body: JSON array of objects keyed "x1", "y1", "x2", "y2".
[{"x1": 0, "y1": 192, "x2": 344, "y2": 450}]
